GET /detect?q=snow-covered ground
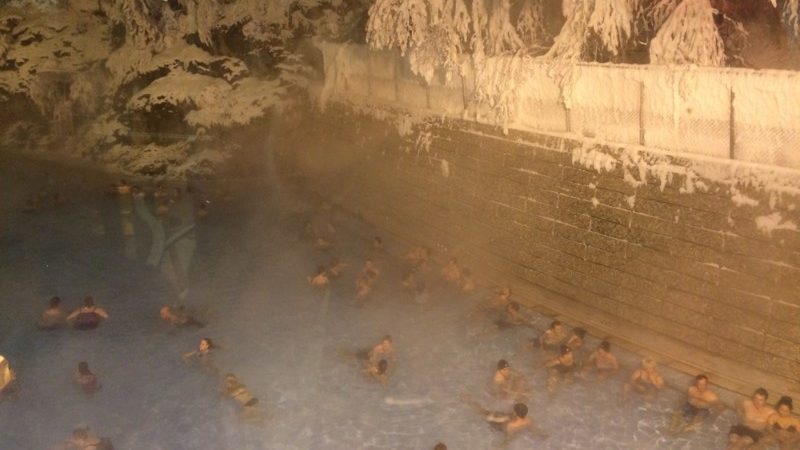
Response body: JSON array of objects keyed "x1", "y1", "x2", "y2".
[{"x1": 0, "y1": 155, "x2": 743, "y2": 449}]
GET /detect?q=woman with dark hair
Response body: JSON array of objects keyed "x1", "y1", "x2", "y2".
[{"x1": 767, "y1": 396, "x2": 800, "y2": 450}]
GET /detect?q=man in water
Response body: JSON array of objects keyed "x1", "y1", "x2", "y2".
[
  {"x1": 307, "y1": 265, "x2": 330, "y2": 289},
  {"x1": 159, "y1": 305, "x2": 205, "y2": 328},
  {"x1": 56, "y1": 426, "x2": 113, "y2": 450},
  {"x1": 76, "y1": 362, "x2": 101, "y2": 394},
  {"x1": 38, "y1": 296, "x2": 66, "y2": 330},
  {"x1": 0, "y1": 356, "x2": 16, "y2": 397},
  {"x1": 728, "y1": 388, "x2": 775, "y2": 450},
  {"x1": 489, "y1": 359, "x2": 528, "y2": 400},
  {"x1": 222, "y1": 373, "x2": 266, "y2": 423},
  {"x1": 544, "y1": 344, "x2": 575, "y2": 393},
  {"x1": 581, "y1": 340, "x2": 618, "y2": 380},
  {"x1": 669, "y1": 374, "x2": 723, "y2": 434},
  {"x1": 463, "y1": 395, "x2": 547, "y2": 441},
  {"x1": 364, "y1": 359, "x2": 390, "y2": 388},
  {"x1": 623, "y1": 357, "x2": 664, "y2": 402},
  {"x1": 534, "y1": 320, "x2": 565, "y2": 353}
]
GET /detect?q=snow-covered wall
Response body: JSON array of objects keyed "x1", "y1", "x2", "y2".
[
  {"x1": 316, "y1": 43, "x2": 800, "y2": 170},
  {"x1": 277, "y1": 104, "x2": 800, "y2": 396}
]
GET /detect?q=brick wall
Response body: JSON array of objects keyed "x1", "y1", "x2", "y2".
[{"x1": 278, "y1": 104, "x2": 800, "y2": 385}]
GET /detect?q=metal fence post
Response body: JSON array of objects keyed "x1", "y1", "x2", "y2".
[{"x1": 565, "y1": 105, "x2": 572, "y2": 133}]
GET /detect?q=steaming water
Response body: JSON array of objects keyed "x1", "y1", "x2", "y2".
[{"x1": 0, "y1": 157, "x2": 740, "y2": 449}]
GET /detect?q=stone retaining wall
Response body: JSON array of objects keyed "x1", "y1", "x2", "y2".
[{"x1": 277, "y1": 104, "x2": 800, "y2": 387}]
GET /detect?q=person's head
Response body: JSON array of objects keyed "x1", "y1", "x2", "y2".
[
  {"x1": 550, "y1": 320, "x2": 562, "y2": 332},
  {"x1": 560, "y1": 344, "x2": 572, "y2": 356},
  {"x1": 572, "y1": 327, "x2": 586, "y2": 339},
  {"x1": 497, "y1": 359, "x2": 510, "y2": 375},
  {"x1": 500, "y1": 286, "x2": 511, "y2": 297},
  {"x1": 641, "y1": 357, "x2": 656, "y2": 371},
  {"x1": 513, "y1": 402, "x2": 528, "y2": 418},
  {"x1": 776, "y1": 396, "x2": 794, "y2": 416},
  {"x1": 599, "y1": 340, "x2": 611, "y2": 352},
  {"x1": 159, "y1": 306, "x2": 171, "y2": 320},
  {"x1": 753, "y1": 387, "x2": 769, "y2": 406},
  {"x1": 83, "y1": 296, "x2": 94, "y2": 308},
  {"x1": 381, "y1": 335, "x2": 392, "y2": 349},
  {"x1": 506, "y1": 301, "x2": 520, "y2": 312},
  {"x1": 433, "y1": 443, "x2": 447, "y2": 450},
  {"x1": 694, "y1": 374, "x2": 709, "y2": 391},
  {"x1": 49, "y1": 296, "x2": 61, "y2": 309},
  {"x1": 78, "y1": 361, "x2": 91, "y2": 375},
  {"x1": 199, "y1": 338, "x2": 214, "y2": 352},
  {"x1": 377, "y1": 359, "x2": 389, "y2": 375}
]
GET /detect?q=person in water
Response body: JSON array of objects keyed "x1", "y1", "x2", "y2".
[
  {"x1": 182, "y1": 338, "x2": 217, "y2": 373},
  {"x1": 463, "y1": 395, "x2": 547, "y2": 441},
  {"x1": 623, "y1": 357, "x2": 665, "y2": 402},
  {"x1": 493, "y1": 302, "x2": 526, "y2": 330},
  {"x1": 728, "y1": 388, "x2": 776, "y2": 450},
  {"x1": 488, "y1": 286, "x2": 512, "y2": 312},
  {"x1": 440, "y1": 257, "x2": 461, "y2": 285},
  {"x1": 0, "y1": 356, "x2": 16, "y2": 397},
  {"x1": 766, "y1": 396, "x2": 800, "y2": 450},
  {"x1": 581, "y1": 340, "x2": 619, "y2": 380},
  {"x1": 357, "y1": 335, "x2": 394, "y2": 366},
  {"x1": 488, "y1": 359, "x2": 528, "y2": 401},
  {"x1": 364, "y1": 359, "x2": 390, "y2": 388},
  {"x1": 565, "y1": 327, "x2": 587, "y2": 354},
  {"x1": 67, "y1": 296, "x2": 109, "y2": 330},
  {"x1": 76, "y1": 362, "x2": 101, "y2": 394},
  {"x1": 38, "y1": 296, "x2": 66, "y2": 330},
  {"x1": 56, "y1": 426, "x2": 113, "y2": 450},
  {"x1": 669, "y1": 374, "x2": 724, "y2": 434},
  {"x1": 222, "y1": 373, "x2": 266, "y2": 423},
  {"x1": 534, "y1": 320, "x2": 565, "y2": 353},
  {"x1": 404, "y1": 246, "x2": 430, "y2": 269},
  {"x1": 307, "y1": 265, "x2": 330, "y2": 289},
  {"x1": 159, "y1": 305, "x2": 205, "y2": 328},
  {"x1": 432, "y1": 443, "x2": 447, "y2": 450},
  {"x1": 544, "y1": 344, "x2": 575, "y2": 393}
]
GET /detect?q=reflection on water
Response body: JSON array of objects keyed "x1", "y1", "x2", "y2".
[{"x1": 0, "y1": 159, "x2": 740, "y2": 449}]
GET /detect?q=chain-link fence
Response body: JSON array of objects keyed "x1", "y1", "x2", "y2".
[{"x1": 323, "y1": 44, "x2": 800, "y2": 170}]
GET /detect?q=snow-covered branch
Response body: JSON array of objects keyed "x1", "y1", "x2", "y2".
[{"x1": 650, "y1": 0, "x2": 725, "y2": 66}]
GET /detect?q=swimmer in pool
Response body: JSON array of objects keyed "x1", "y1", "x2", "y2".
[
  {"x1": 544, "y1": 344, "x2": 575, "y2": 393},
  {"x1": 488, "y1": 359, "x2": 528, "y2": 400},
  {"x1": 404, "y1": 246, "x2": 431, "y2": 269},
  {"x1": 488, "y1": 286, "x2": 512, "y2": 312},
  {"x1": 38, "y1": 296, "x2": 66, "y2": 330},
  {"x1": 433, "y1": 443, "x2": 447, "y2": 450},
  {"x1": 222, "y1": 373, "x2": 266, "y2": 423},
  {"x1": 361, "y1": 335, "x2": 394, "y2": 365},
  {"x1": 308, "y1": 265, "x2": 330, "y2": 289},
  {"x1": 0, "y1": 356, "x2": 17, "y2": 397},
  {"x1": 182, "y1": 338, "x2": 217, "y2": 373},
  {"x1": 565, "y1": 327, "x2": 587, "y2": 354},
  {"x1": 56, "y1": 426, "x2": 113, "y2": 450},
  {"x1": 581, "y1": 340, "x2": 619, "y2": 380},
  {"x1": 533, "y1": 320, "x2": 565, "y2": 353},
  {"x1": 728, "y1": 388, "x2": 775, "y2": 450},
  {"x1": 462, "y1": 396, "x2": 547, "y2": 441},
  {"x1": 623, "y1": 357, "x2": 665, "y2": 402},
  {"x1": 76, "y1": 362, "x2": 101, "y2": 394},
  {"x1": 364, "y1": 359, "x2": 390, "y2": 388},
  {"x1": 440, "y1": 257, "x2": 461, "y2": 285},
  {"x1": 668, "y1": 374, "x2": 723, "y2": 435},
  {"x1": 159, "y1": 305, "x2": 205, "y2": 328},
  {"x1": 67, "y1": 296, "x2": 109, "y2": 330},
  {"x1": 766, "y1": 396, "x2": 800, "y2": 450},
  {"x1": 359, "y1": 259, "x2": 380, "y2": 281}
]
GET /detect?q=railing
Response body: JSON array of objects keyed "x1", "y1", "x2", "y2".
[{"x1": 316, "y1": 43, "x2": 800, "y2": 170}]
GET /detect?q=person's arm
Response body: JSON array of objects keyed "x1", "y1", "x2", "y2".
[
  {"x1": 95, "y1": 308, "x2": 109, "y2": 320},
  {"x1": 652, "y1": 372, "x2": 665, "y2": 389},
  {"x1": 66, "y1": 309, "x2": 79, "y2": 321}
]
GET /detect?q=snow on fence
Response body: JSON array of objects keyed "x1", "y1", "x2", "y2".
[{"x1": 316, "y1": 43, "x2": 800, "y2": 170}]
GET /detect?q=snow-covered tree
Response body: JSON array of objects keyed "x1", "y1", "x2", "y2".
[
  {"x1": 650, "y1": 0, "x2": 725, "y2": 66},
  {"x1": 546, "y1": 0, "x2": 634, "y2": 61},
  {"x1": 781, "y1": 0, "x2": 800, "y2": 41},
  {"x1": 515, "y1": 0, "x2": 551, "y2": 52},
  {"x1": 366, "y1": 0, "x2": 429, "y2": 56}
]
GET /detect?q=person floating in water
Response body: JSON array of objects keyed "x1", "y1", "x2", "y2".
[
  {"x1": 55, "y1": 426, "x2": 114, "y2": 450},
  {"x1": 668, "y1": 374, "x2": 723, "y2": 435},
  {"x1": 766, "y1": 396, "x2": 800, "y2": 450},
  {"x1": 38, "y1": 296, "x2": 66, "y2": 330},
  {"x1": 533, "y1": 320, "x2": 565, "y2": 353},
  {"x1": 76, "y1": 362, "x2": 101, "y2": 394},
  {"x1": 462, "y1": 395, "x2": 547, "y2": 441},
  {"x1": 307, "y1": 265, "x2": 330, "y2": 289},
  {"x1": 364, "y1": 359, "x2": 390, "y2": 388},
  {"x1": 580, "y1": 340, "x2": 618, "y2": 380},
  {"x1": 159, "y1": 305, "x2": 205, "y2": 328},
  {"x1": 544, "y1": 344, "x2": 575, "y2": 393},
  {"x1": 488, "y1": 359, "x2": 528, "y2": 401},
  {"x1": 728, "y1": 388, "x2": 775, "y2": 450},
  {"x1": 222, "y1": 373, "x2": 266, "y2": 423},
  {"x1": 0, "y1": 356, "x2": 17, "y2": 398},
  {"x1": 623, "y1": 357, "x2": 665, "y2": 402},
  {"x1": 182, "y1": 338, "x2": 217, "y2": 374},
  {"x1": 67, "y1": 296, "x2": 108, "y2": 330}
]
